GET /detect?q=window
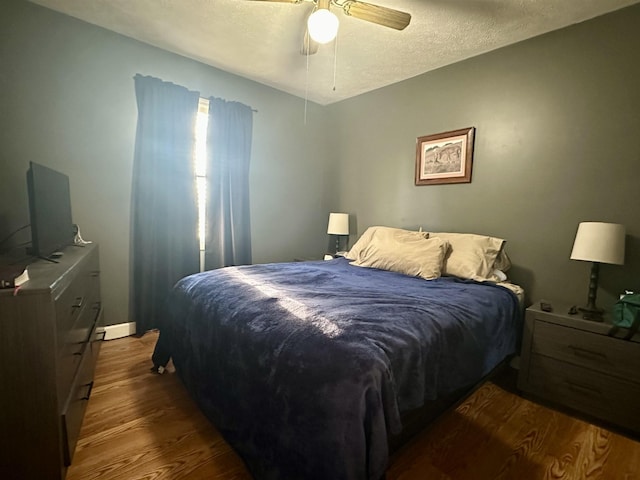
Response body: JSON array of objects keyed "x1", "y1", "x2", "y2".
[{"x1": 195, "y1": 97, "x2": 209, "y2": 272}]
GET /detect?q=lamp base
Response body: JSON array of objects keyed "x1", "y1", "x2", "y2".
[
  {"x1": 578, "y1": 306, "x2": 604, "y2": 322},
  {"x1": 579, "y1": 261, "x2": 603, "y2": 322}
]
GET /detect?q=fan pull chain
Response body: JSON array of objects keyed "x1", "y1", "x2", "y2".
[
  {"x1": 304, "y1": 30, "x2": 310, "y2": 125},
  {"x1": 333, "y1": 34, "x2": 338, "y2": 91}
]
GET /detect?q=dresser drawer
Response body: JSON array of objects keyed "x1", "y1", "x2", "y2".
[
  {"x1": 66, "y1": 280, "x2": 101, "y2": 349},
  {"x1": 532, "y1": 319, "x2": 640, "y2": 383},
  {"x1": 57, "y1": 279, "x2": 101, "y2": 396},
  {"x1": 54, "y1": 272, "x2": 85, "y2": 349},
  {"x1": 55, "y1": 251, "x2": 101, "y2": 402},
  {"x1": 528, "y1": 354, "x2": 640, "y2": 432},
  {"x1": 61, "y1": 316, "x2": 102, "y2": 466},
  {"x1": 54, "y1": 250, "x2": 100, "y2": 354}
]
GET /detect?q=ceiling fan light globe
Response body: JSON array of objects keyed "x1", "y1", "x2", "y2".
[{"x1": 307, "y1": 9, "x2": 339, "y2": 44}]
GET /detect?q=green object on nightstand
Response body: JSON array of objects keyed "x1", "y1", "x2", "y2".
[{"x1": 612, "y1": 293, "x2": 640, "y2": 339}]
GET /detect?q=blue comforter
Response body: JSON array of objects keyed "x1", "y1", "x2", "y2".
[{"x1": 154, "y1": 257, "x2": 521, "y2": 480}]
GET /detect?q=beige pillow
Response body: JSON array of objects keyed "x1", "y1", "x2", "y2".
[
  {"x1": 346, "y1": 226, "x2": 428, "y2": 261},
  {"x1": 351, "y1": 235, "x2": 449, "y2": 280},
  {"x1": 493, "y1": 249, "x2": 512, "y2": 272},
  {"x1": 429, "y1": 232, "x2": 505, "y2": 280}
]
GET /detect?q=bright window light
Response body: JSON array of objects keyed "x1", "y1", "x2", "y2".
[{"x1": 195, "y1": 97, "x2": 209, "y2": 272}]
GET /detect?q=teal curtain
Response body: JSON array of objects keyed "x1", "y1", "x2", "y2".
[
  {"x1": 204, "y1": 97, "x2": 253, "y2": 269},
  {"x1": 130, "y1": 75, "x2": 200, "y2": 335}
]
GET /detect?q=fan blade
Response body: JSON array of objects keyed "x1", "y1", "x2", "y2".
[
  {"x1": 247, "y1": 0, "x2": 302, "y2": 3},
  {"x1": 301, "y1": 28, "x2": 319, "y2": 55},
  {"x1": 342, "y1": 1, "x2": 411, "y2": 30}
]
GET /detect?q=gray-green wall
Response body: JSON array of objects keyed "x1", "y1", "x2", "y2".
[
  {"x1": 327, "y1": 4, "x2": 640, "y2": 308},
  {"x1": 2, "y1": 0, "x2": 638, "y2": 325},
  {"x1": 0, "y1": 0, "x2": 334, "y2": 326}
]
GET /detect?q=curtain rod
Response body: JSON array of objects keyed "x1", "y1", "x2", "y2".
[{"x1": 200, "y1": 96, "x2": 258, "y2": 113}]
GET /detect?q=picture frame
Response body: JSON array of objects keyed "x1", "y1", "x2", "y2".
[{"x1": 415, "y1": 127, "x2": 475, "y2": 186}]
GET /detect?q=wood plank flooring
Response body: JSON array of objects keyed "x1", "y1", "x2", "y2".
[{"x1": 67, "y1": 332, "x2": 640, "y2": 480}]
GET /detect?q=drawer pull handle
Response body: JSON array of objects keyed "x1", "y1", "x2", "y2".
[
  {"x1": 90, "y1": 270, "x2": 100, "y2": 277},
  {"x1": 72, "y1": 297, "x2": 84, "y2": 309},
  {"x1": 568, "y1": 345, "x2": 607, "y2": 360},
  {"x1": 81, "y1": 381, "x2": 94, "y2": 401},
  {"x1": 565, "y1": 380, "x2": 602, "y2": 397}
]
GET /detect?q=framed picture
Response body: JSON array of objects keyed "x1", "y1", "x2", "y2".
[{"x1": 415, "y1": 127, "x2": 475, "y2": 186}]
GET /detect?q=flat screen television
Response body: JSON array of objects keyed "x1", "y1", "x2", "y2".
[{"x1": 26, "y1": 162, "x2": 75, "y2": 259}]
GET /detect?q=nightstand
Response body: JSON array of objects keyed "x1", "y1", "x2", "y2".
[
  {"x1": 518, "y1": 300, "x2": 640, "y2": 433},
  {"x1": 293, "y1": 256, "x2": 324, "y2": 262}
]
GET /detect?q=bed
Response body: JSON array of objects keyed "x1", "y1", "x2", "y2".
[{"x1": 151, "y1": 227, "x2": 523, "y2": 480}]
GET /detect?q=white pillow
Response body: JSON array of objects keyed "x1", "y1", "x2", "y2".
[
  {"x1": 428, "y1": 232, "x2": 505, "y2": 281},
  {"x1": 345, "y1": 226, "x2": 429, "y2": 261},
  {"x1": 351, "y1": 235, "x2": 449, "y2": 280}
]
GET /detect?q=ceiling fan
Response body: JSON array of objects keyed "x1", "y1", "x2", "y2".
[{"x1": 249, "y1": 0, "x2": 412, "y2": 55}]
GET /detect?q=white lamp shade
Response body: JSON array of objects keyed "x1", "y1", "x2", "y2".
[
  {"x1": 327, "y1": 213, "x2": 349, "y2": 235},
  {"x1": 570, "y1": 222, "x2": 625, "y2": 265},
  {"x1": 307, "y1": 9, "x2": 339, "y2": 44}
]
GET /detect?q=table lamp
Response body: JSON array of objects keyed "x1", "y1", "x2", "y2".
[
  {"x1": 327, "y1": 213, "x2": 349, "y2": 254},
  {"x1": 570, "y1": 222, "x2": 625, "y2": 321}
]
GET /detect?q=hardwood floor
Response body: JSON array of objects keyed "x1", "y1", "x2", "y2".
[{"x1": 67, "y1": 332, "x2": 640, "y2": 480}]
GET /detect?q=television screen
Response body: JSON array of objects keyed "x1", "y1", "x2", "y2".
[{"x1": 26, "y1": 162, "x2": 74, "y2": 259}]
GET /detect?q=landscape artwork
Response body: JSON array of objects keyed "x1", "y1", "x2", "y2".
[{"x1": 415, "y1": 127, "x2": 475, "y2": 185}]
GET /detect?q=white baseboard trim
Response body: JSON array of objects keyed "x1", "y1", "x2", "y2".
[{"x1": 97, "y1": 322, "x2": 137, "y2": 340}]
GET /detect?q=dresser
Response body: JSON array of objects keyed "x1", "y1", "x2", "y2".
[
  {"x1": 0, "y1": 244, "x2": 103, "y2": 479},
  {"x1": 518, "y1": 301, "x2": 640, "y2": 434}
]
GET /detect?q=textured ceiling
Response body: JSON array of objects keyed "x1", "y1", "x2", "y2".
[{"x1": 28, "y1": 0, "x2": 640, "y2": 105}]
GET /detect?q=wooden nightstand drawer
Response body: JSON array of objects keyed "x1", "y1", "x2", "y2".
[
  {"x1": 528, "y1": 354, "x2": 640, "y2": 432},
  {"x1": 532, "y1": 320, "x2": 640, "y2": 383}
]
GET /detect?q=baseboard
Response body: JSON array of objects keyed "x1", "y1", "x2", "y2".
[{"x1": 97, "y1": 322, "x2": 137, "y2": 340}]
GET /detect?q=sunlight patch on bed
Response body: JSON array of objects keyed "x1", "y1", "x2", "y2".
[{"x1": 225, "y1": 268, "x2": 343, "y2": 338}]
